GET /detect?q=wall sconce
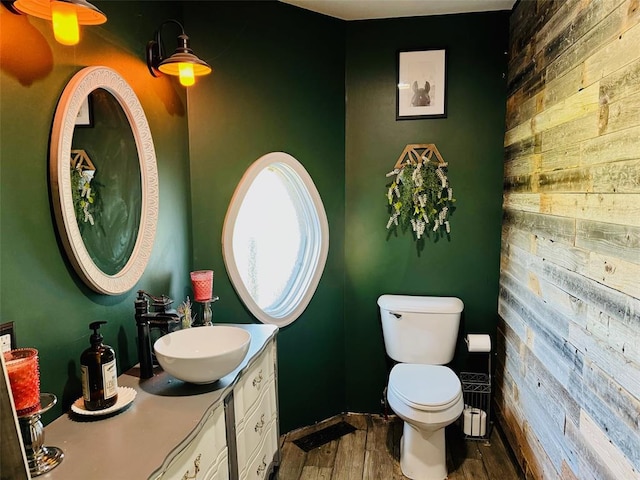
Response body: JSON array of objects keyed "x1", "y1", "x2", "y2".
[
  {"x1": 8, "y1": 0, "x2": 106, "y2": 46},
  {"x1": 146, "y1": 20, "x2": 212, "y2": 87}
]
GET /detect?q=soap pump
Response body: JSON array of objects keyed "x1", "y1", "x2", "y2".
[{"x1": 80, "y1": 321, "x2": 118, "y2": 411}]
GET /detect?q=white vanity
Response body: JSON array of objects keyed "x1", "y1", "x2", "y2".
[{"x1": 41, "y1": 324, "x2": 279, "y2": 480}]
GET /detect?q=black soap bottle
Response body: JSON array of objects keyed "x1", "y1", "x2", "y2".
[{"x1": 80, "y1": 321, "x2": 118, "y2": 411}]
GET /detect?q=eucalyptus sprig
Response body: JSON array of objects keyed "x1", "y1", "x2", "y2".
[{"x1": 385, "y1": 161, "x2": 455, "y2": 239}]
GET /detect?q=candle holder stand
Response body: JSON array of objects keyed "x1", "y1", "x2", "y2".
[
  {"x1": 197, "y1": 295, "x2": 219, "y2": 326},
  {"x1": 17, "y1": 393, "x2": 64, "y2": 476}
]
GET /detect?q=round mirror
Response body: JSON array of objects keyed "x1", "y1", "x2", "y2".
[{"x1": 50, "y1": 67, "x2": 158, "y2": 295}]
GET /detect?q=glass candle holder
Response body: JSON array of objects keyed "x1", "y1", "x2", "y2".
[
  {"x1": 4, "y1": 348, "x2": 41, "y2": 415},
  {"x1": 190, "y1": 270, "x2": 213, "y2": 302}
]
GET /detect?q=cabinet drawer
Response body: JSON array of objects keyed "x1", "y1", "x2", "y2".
[
  {"x1": 240, "y1": 422, "x2": 278, "y2": 480},
  {"x1": 152, "y1": 403, "x2": 226, "y2": 480},
  {"x1": 235, "y1": 379, "x2": 277, "y2": 468},
  {"x1": 235, "y1": 342, "x2": 274, "y2": 419},
  {"x1": 202, "y1": 449, "x2": 229, "y2": 480}
]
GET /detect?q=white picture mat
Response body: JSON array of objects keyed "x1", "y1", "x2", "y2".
[{"x1": 398, "y1": 49, "x2": 446, "y2": 118}]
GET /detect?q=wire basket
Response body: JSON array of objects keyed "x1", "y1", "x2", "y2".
[{"x1": 460, "y1": 371, "x2": 491, "y2": 440}]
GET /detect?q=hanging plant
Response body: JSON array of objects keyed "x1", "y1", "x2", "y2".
[
  {"x1": 385, "y1": 144, "x2": 455, "y2": 240},
  {"x1": 70, "y1": 149, "x2": 98, "y2": 227},
  {"x1": 71, "y1": 165, "x2": 97, "y2": 225}
]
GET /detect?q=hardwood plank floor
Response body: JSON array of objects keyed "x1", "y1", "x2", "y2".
[{"x1": 279, "y1": 413, "x2": 523, "y2": 480}]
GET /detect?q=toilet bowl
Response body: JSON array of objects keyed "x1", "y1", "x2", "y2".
[
  {"x1": 387, "y1": 364, "x2": 463, "y2": 480},
  {"x1": 378, "y1": 294, "x2": 464, "y2": 480}
]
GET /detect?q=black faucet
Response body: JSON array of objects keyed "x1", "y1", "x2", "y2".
[{"x1": 134, "y1": 290, "x2": 181, "y2": 379}]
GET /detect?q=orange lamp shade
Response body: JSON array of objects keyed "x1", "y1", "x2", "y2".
[
  {"x1": 12, "y1": 0, "x2": 106, "y2": 46},
  {"x1": 158, "y1": 56, "x2": 211, "y2": 87}
]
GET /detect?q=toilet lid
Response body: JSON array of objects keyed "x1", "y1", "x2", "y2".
[{"x1": 389, "y1": 364, "x2": 461, "y2": 411}]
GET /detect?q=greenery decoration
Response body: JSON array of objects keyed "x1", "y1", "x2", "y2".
[
  {"x1": 71, "y1": 166, "x2": 96, "y2": 226},
  {"x1": 385, "y1": 144, "x2": 455, "y2": 240},
  {"x1": 70, "y1": 149, "x2": 98, "y2": 228},
  {"x1": 178, "y1": 297, "x2": 195, "y2": 328}
]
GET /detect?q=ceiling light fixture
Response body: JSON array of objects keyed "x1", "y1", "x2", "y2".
[
  {"x1": 10, "y1": 0, "x2": 106, "y2": 46},
  {"x1": 146, "y1": 20, "x2": 212, "y2": 87}
]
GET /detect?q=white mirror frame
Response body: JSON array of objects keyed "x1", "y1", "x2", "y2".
[{"x1": 50, "y1": 67, "x2": 159, "y2": 295}]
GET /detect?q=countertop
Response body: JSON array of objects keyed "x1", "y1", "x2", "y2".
[{"x1": 40, "y1": 323, "x2": 278, "y2": 480}]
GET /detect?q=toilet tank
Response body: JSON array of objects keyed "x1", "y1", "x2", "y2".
[{"x1": 378, "y1": 294, "x2": 463, "y2": 364}]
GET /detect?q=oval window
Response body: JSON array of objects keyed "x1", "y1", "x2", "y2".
[{"x1": 222, "y1": 152, "x2": 329, "y2": 327}]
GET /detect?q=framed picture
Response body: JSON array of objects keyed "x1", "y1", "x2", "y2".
[
  {"x1": 396, "y1": 48, "x2": 447, "y2": 120},
  {"x1": 75, "y1": 94, "x2": 93, "y2": 126}
]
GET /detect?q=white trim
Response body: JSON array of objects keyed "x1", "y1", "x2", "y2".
[
  {"x1": 222, "y1": 152, "x2": 329, "y2": 327},
  {"x1": 50, "y1": 67, "x2": 158, "y2": 295}
]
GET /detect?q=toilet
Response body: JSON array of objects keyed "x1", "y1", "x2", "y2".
[{"x1": 378, "y1": 294, "x2": 464, "y2": 480}]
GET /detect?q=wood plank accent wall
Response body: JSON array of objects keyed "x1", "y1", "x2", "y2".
[{"x1": 498, "y1": 0, "x2": 640, "y2": 478}]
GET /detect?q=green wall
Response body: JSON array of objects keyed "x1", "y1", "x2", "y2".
[
  {"x1": 0, "y1": 0, "x2": 508, "y2": 434},
  {"x1": 183, "y1": 1, "x2": 346, "y2": 434},
  {"x1": 344, "y1": 12, "x2": 509, "y2": 412},
  {"x1": 0, "y1": 1, "x2": 191, "y2": 422}
]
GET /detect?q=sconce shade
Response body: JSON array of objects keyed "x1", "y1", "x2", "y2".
[
  {"x1": 13, "y1": 0, "x2": 106, "y2": 24},
  {"x1": 147, "y1": 21, "x2": 211, "y2": 87},
  {"x1": 157, "y1": 49, "x2": 212, "y2": 77},
  {"x1": 12, "y1": 0, "x2": 106, "y2": 46}
]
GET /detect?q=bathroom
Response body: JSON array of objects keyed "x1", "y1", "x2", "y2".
[{"x1": 1, "y1": 0, "x2": 638, "y2": 479}]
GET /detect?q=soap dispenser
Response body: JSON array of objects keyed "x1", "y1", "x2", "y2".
[{"x1": 80, "y1": 321, "x2": 118, "y2": 411}]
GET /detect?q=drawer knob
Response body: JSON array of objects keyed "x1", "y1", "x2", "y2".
[
  {"x1": 252, "y1": 370, "x2": 264, "y2": 389},
  {"x1": 254, "y1": 413, "x2": 266, "y2": 434},
  {"x1": 182, "y1": 453, "x2": 201, "y2": 480},
  {"x1": 256, "y1": 455, "x2": 267, "y2": 477}
]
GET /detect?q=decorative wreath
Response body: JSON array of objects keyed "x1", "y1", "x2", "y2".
[{"x1": 385, "y1": 144, "x2": 455, "y2": 240}]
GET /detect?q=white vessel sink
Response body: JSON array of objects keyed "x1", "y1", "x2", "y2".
[{"x1": 153, "y1": 326, "x2": 251, "y2": 384}]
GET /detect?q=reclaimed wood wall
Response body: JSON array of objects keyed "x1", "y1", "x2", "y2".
[{"x1": 497, "y1": 0, "x2": 640, "y2": 478}]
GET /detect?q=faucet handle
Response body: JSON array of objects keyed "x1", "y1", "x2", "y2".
[
  {"x1": 151, "y1": 294, "x2": 173, "y2": 309},
  {"x1": 138, "y1": 290, "x2": 174, "y2": 310}
]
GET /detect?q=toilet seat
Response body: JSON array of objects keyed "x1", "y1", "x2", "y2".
[{"x1": 389, "y1": 364, "x2": 461, "y2": 412}]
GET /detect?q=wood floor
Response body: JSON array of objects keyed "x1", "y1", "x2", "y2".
[{"x1": 278, "y1": 413, "x2": 523, "y2": 480}]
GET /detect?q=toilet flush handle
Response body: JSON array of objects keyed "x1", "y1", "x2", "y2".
[{"x1": 390, "y1": 312, "x2": 402, "y2": 319}]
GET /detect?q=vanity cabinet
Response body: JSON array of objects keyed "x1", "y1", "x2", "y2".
[
  {"x1": 233, "y1": 340, "x2": 279, "y2": 479},
  {"x1": 41, "y1": 324, "x2": 278, "y2": 480},
  {"x1": 154, "y1": 338, "x2": 279, "y2": 480},
  {"x1": 151, "y1": 402, "x2": 228, "y2": 480}
]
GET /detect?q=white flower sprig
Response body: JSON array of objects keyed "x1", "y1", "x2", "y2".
[{"x1": 79, "y1": 169, "x2": 95, "y2": 225}]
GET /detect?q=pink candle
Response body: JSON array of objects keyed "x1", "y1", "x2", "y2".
[
  {"x1": 4, "y1": 348, "x2": 41, "y2": 415},
  {"x1": 190, "y1": 270, "x2": 213, "y2": 302}
]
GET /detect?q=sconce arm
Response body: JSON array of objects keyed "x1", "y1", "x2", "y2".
[{"x1": 146, "y1": 19, "x2": 189, "y2": 77}]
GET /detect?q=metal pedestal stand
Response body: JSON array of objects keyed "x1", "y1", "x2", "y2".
[
  {"x1": 197, "y1": 295, "x2": 219, "y2": 326},
  {"x1": 17, "y1": 393, "x2": 64, "y2": 476}
]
